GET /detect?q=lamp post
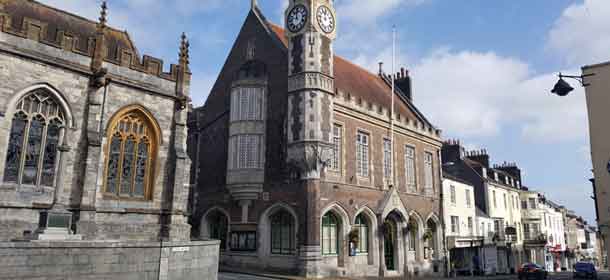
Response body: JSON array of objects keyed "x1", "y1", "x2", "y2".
[{"x1": 550, "y1": 72, "x2": 595, "y2": 96}]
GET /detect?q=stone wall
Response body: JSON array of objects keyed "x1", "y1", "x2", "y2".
[{"x1": 0, "y1": 240, "x2": 220, "y2": 280}]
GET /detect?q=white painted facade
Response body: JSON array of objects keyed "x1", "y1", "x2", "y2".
[{"x1": 484, "y1": 179, "x2": 524, "y2": 273}]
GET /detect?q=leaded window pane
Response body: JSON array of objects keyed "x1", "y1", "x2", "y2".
[
  {"x1": 120, "y1": 138, "x2": 136, "y2": 196},
  {"x1": 41, "y1": 120, "x2": 60, "y2": 186},
  {"x1": 383, "y1": 139, "x2": 392, "y2": 180},
  {"x1": 106, "y1": 133, "x2": 122, "y2": 194},
  {"x1": 104, "y1": 111, "x2": 156, "y2": 199},
  {"x1": 424, "y1": 152, "x2": 434, "y2": 193},
  {"x1": 3, "y1": 113, "x2": 27, "y2": 183},
  {"x1": 3, "y1": 90, "x2": 65, "y2": 187},
  {"x1": 22, "y1": 116, "x2": 44, "y2": 185},
  {"x1": 356, "y1": 132, "x2": 369, "y2": 177},
  {"x1": 405, "y1": 146, "x2": 416, "y2": 192},
  {"x1": 133, "y1": 140, "x2": 149, "y2": 197},
  {"x1": 331, "y1": 124, "x2": 341, "y2": 171}
]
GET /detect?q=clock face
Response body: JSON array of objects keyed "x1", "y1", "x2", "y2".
[
  {"x1": 317, "y1": 5, "x2": 335, "y2": 34},
  {"x1": 287, "y1": 5, "x2": 308, "y2": 33}
]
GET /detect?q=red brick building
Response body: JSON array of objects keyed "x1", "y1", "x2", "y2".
[{"x1": 188, "y1": 1, "x2": 444, "y2": 278}]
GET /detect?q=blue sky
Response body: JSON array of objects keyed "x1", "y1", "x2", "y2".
[{"x1": 41, "y1": 0, "x2": 610, "y2": 225}]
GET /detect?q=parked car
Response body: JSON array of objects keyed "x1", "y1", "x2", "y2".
[
  {"x1": 574, "y1": 262, "x2": 597, "y2": 279},
  {"x1": 518, "y1": 263, "x2": 548, "y2": 280}
]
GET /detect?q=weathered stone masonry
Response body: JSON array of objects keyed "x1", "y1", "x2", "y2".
[{"x1": 0, "y1": 1, "x2": 219, "y2": 279}]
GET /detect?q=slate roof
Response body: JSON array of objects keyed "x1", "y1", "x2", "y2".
[
  {"x1": 0, "y1": 0, "x2": 138, "y2": 60},
  {"x1": 267, "y1": 23, "x2": 435, "y2": 130}
]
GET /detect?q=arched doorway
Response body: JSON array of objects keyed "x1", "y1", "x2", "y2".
[
  {"x1": 206, "y1": 210, "x2": 229, "y2": 250},
  {"x1": 384, "y1": 213, "x2": 400, "y2": 271},
  {"x1": 426, "y1": 218, "x2": 439, "y2": 260}
]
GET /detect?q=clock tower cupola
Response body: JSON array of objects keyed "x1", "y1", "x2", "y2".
[{"x1": 285, "y1": 0, "x2": 337, "y2": 179}]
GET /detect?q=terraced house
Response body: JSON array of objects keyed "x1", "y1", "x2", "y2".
[
  {"x1": 442, "y1": 142, "x2": 525, "y2": 275},
  {"x1": 188, "y1": 1, "x2": 444, "y2": 278}
]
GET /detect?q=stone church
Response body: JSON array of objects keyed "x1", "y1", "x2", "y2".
[
  {"x1": 0, "y1": 0, "x2": 192, "y2": 242},
  {"x1": 189, "y1": 0, "x2": 445, "y2": 278}
]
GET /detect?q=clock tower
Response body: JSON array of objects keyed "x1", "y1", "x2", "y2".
[
  {"x1": 284, "y1": 0, "x2": 337, "y2": 277},
  {"x1": 285, "y1": 0, "x2": 336, "y2": 179}
]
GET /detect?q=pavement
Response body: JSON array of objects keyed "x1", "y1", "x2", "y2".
[{"x1": 219, "y1": 271, "x2": 610, "y2": 280}]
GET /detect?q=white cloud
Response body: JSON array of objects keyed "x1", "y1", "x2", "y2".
[
  {"x1": 336, "y1": 0, "x2": 426, "y2": 25},
  {"x1": 411, "y1": 49, "x2": 587, "y2": 142},
  {"x1": 548, "y1": 0, "x2": 610, "y2": 66}
]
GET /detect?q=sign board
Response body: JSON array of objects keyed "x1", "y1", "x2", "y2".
[{"x1": 172, "y1": 247, "x2": 190, "y2": 252}]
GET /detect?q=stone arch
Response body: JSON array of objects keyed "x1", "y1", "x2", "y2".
[
  {"x1": 320, "y1": 202, "x2": 350, "y2": 268},
  {"x1": 0, "y1": 83, "x2": 75, "y2": 186},
  {"x1": 201, "y1": 207, "x2": 231, "y2": 251},
  {"x1": 407, "y1": 210, "x2": 425, "y2": 261},
  {"x1": 104, "y1": 104, "x2": 162, "y2": 144},
  {"x1": 321, "y1": 202, "x2": 350, "y2": 225},
  {"x1": 353, "y1": 206, "x2": 378, "y2": 265},
  {"x1": 4, "y1": 83, "x2": 75, "y2": 128},
  {"x1": 258, "y1": 202, "x2": 299, "y2": 259},
  {"x1": 101, "y1": 104, "x2": 162, "y2": 200},
  {"x1": 425, "y1": 213, "x2": 442, "y2": 260}
]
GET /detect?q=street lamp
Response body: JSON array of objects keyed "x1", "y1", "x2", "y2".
[{"x1": 551, "y1": 72, "x2": 595, "y2": 96}]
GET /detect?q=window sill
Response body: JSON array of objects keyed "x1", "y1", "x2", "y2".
[
  {"x1": 102, "y1": 194, "x2": 152, "y2": 202},
  {"x1": 322, "y1": 254, "x2": 339, "y2": 257},
  {"x1": 270, "y1": 253, "x2": 296, "y2": 257}
]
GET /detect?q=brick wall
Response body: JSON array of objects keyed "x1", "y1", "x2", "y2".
[{"x1": 0, "y1": 240, "x2": 220, "y2": 280}]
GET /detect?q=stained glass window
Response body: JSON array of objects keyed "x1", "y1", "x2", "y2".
[
  {"x1": 41, "y1": 120, "x2": 60, "y2": 186},
  {"x1": 133, "y1": 140, "x2": 149, "y2": 197},
  {"x1": 3, "y1": 113, "x2": 27, "y2": 183},
  {"x1": 106, "y1": 133, "x2": 121, "y2": 194},
  {"x1": 3, "y1": 89, "x2": 64, "y2": 187},
  {"x1": 103, "y1": 109, "x2": 157, "y2": 199}
]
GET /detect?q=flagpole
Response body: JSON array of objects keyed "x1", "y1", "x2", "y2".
[{"x1": 391, "y1": 26, "x2": 396, "y2": 188}]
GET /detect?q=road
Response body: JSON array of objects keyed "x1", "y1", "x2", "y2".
[{"x1": 220, "y1": 272, "x2": 610, "y2": 280}]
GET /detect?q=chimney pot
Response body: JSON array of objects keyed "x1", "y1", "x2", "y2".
[{"x1": 378, "y1": 62, "x2": 384, "y2": 75}]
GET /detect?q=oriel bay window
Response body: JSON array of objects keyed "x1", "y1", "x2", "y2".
[
  {"x1": 270, "y1": 210, "x2": 294, "y2": 255},
  {"x1": 104, "y1": 107, "x2": 159, "y2": 199},
  {"x1": 4, "y1": 89, "x2": 65, "y2": 187}
]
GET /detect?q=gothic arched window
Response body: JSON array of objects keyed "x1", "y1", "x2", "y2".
[
  {"x1": 270, "y1": 210, "x2": 294, "y2": 255},
  {"x1": 3, "y1": 89, "x2": 64, "y2": 187},
  {"x1": 104, "y1": 107, "x2": 158, "y2": 200},
  {"x1": 354, "y1": 214, "x2": 369, "y2": 253},
  {"x1": 322, "y1": 212, "x2": 339, "y2": 255}
]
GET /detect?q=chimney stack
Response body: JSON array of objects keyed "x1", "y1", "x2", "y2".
[{"x1": 395, "y1": 66, "x2": 412, "y2": 101}]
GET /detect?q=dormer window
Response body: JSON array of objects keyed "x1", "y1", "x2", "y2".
[{"x1": 494, "y1": 172, "x2": 499, "y2": 181}]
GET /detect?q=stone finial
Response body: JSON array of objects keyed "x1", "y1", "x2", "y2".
[
  {"x1": 179, "y1": 32, "x2": 190, "y2": 67},
  {"x1": 251, "y1": 0, "x2": 257, "y2": 10},
  {"x1": 98, "y1": 1, "x2": 108, "y2": 28}
]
